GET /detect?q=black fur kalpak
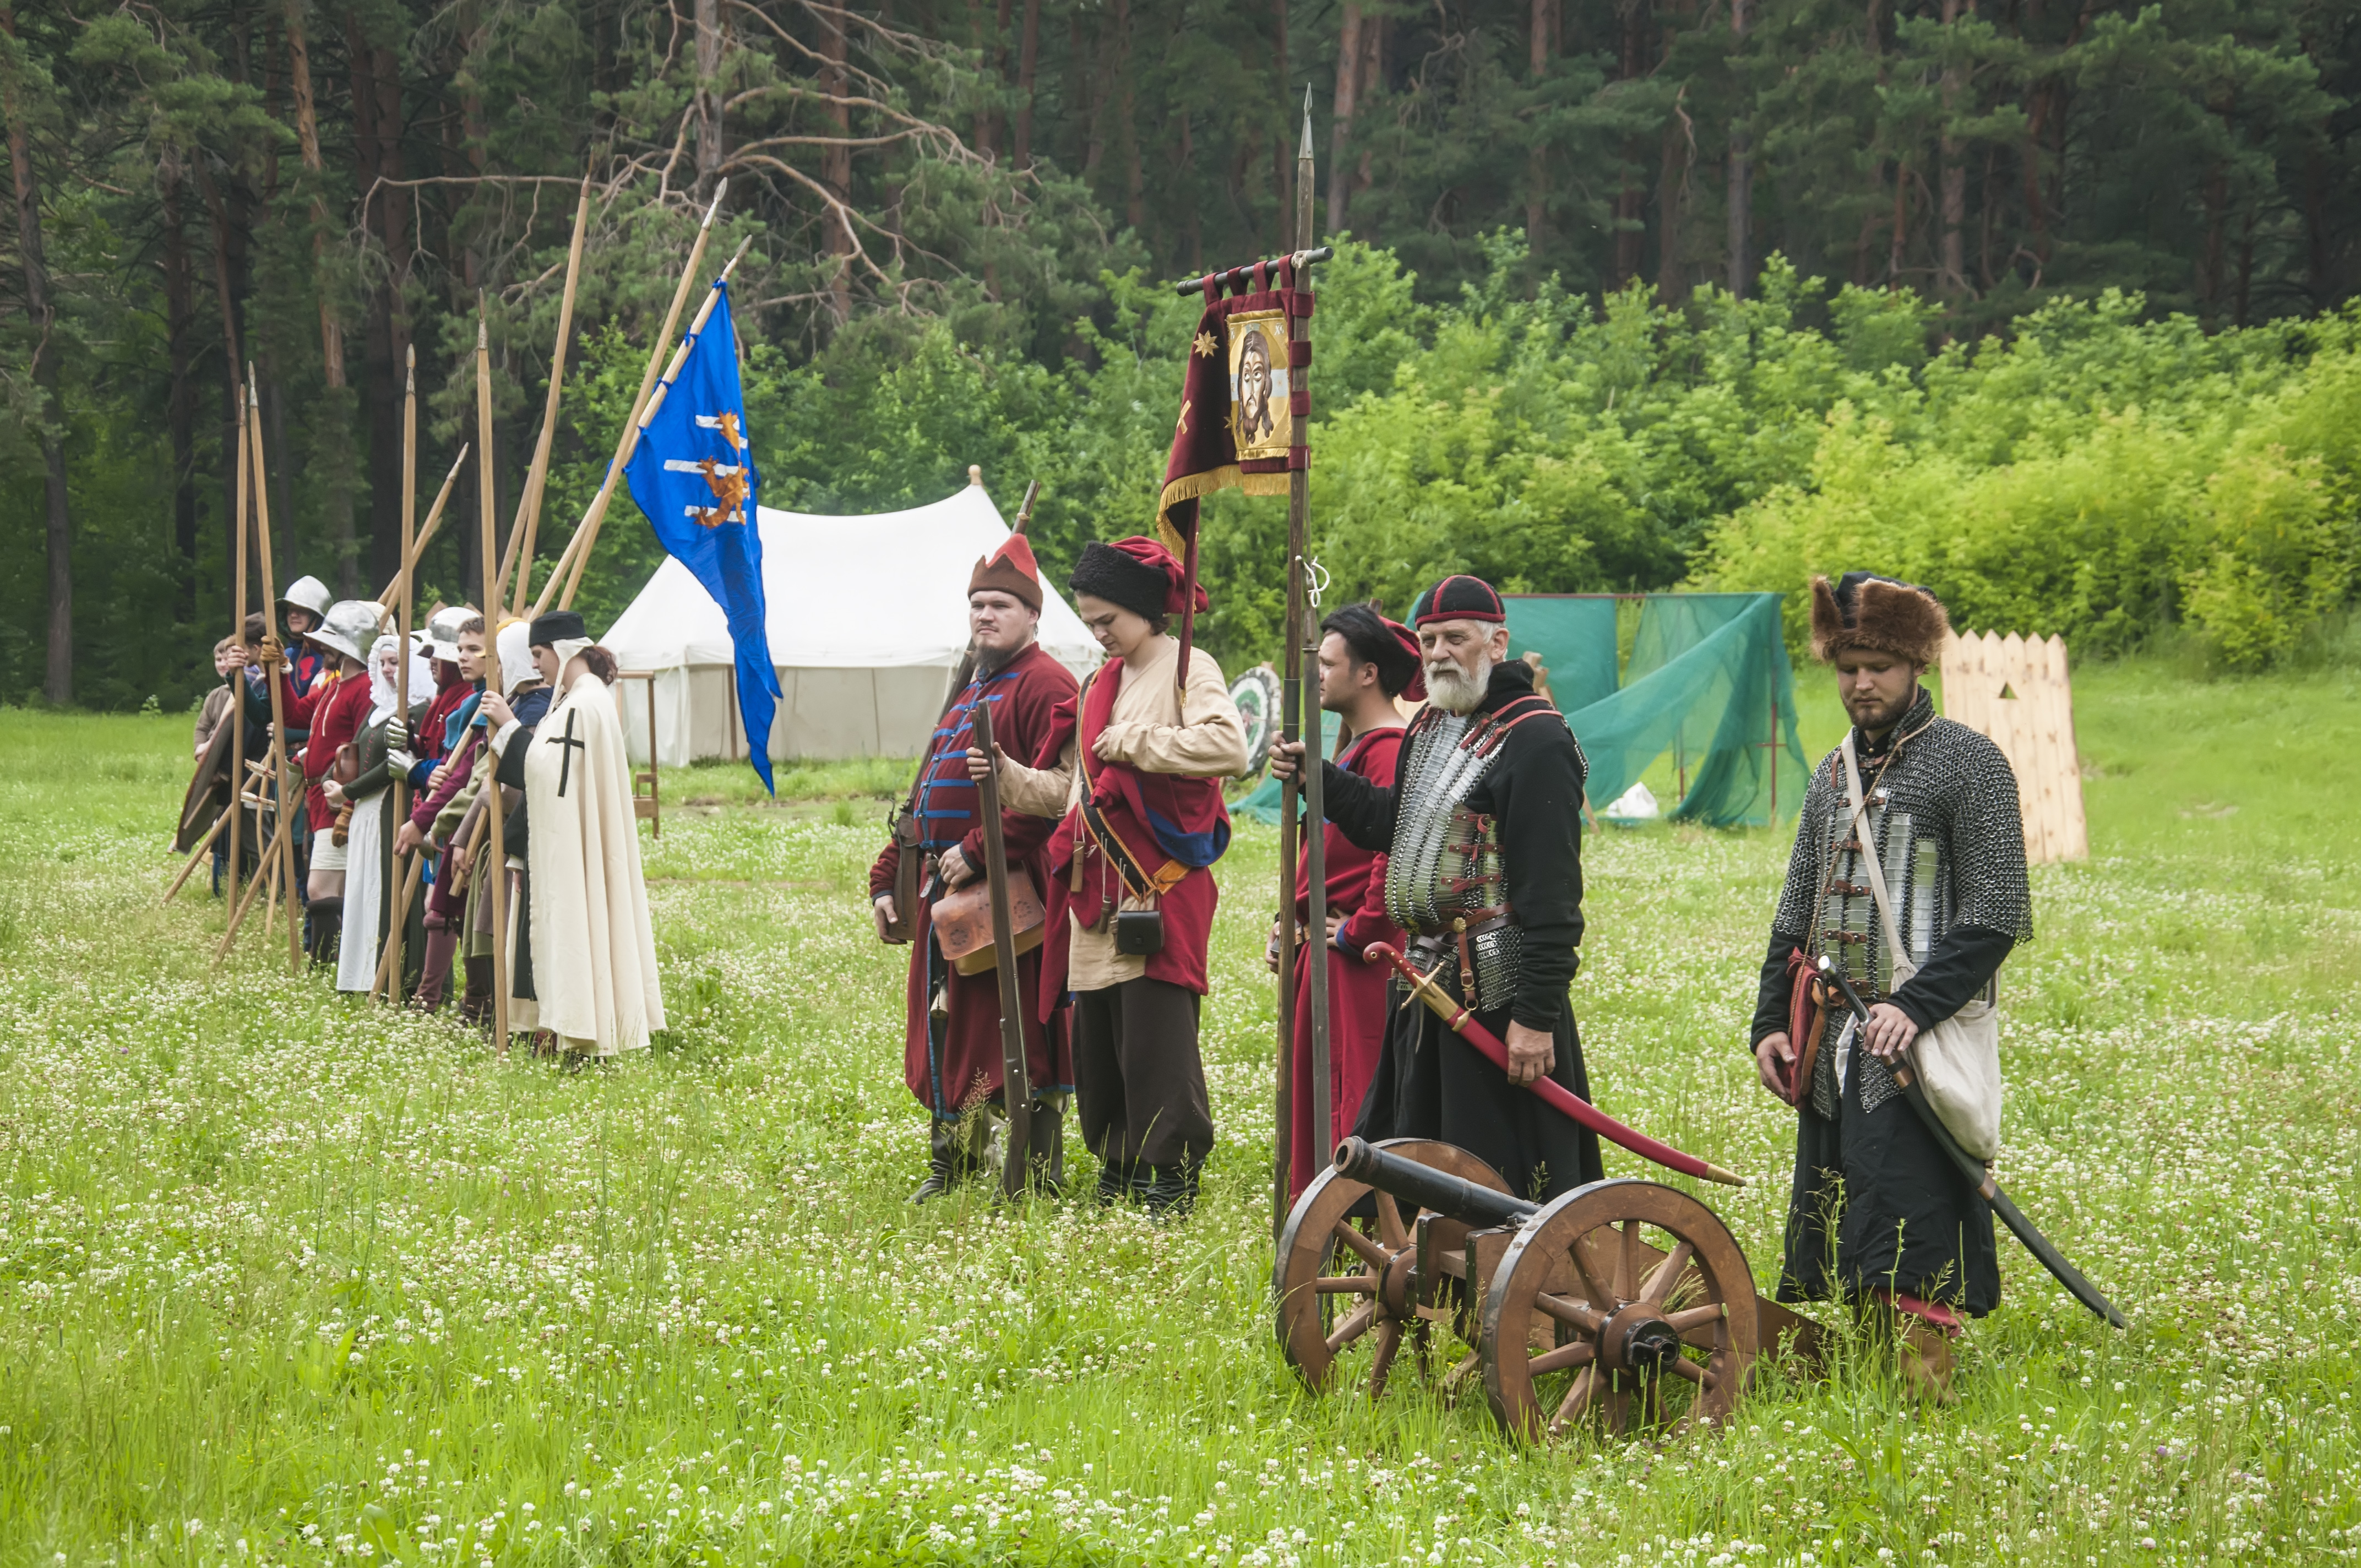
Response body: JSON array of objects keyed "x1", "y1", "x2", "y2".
[{"x1": 1810, "y1": 571, "x2": 1951, "y2": 667}]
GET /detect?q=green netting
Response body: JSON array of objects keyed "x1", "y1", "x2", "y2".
[
  {"x1": 1625, "y1": 592, "x2": 1764, "y2": 683},
  {"x1": 1232, "y1": 709, "x2": 1341, "y2": 824},
  {"x1": 1502, "y1": 596, "x2": 1619, "y2": 712},
  {"x1": 1567, "y1": 592, "x2": 1807, "y2": 828}
]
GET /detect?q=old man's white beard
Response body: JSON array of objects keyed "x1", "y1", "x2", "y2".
[{"x1": 1424, "y1": 652, "x2": 1493, "y2": 716}]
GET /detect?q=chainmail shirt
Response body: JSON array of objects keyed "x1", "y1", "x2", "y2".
[{"x1": 1763, "y1": 689, "x2": 2032, "y2": 1117}]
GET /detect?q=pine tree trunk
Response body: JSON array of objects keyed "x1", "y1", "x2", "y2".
[
  {"x1": 1612, "y1": 0, "x2": 1647, "y2": 284},
  {"x1": 162, "y1": 155, "x2": 200, "y2": 620},
  {"x1": 697, "y1": 0, "x2": 725, "y2": 193},
  {"x1": 820, "y1": 1, "x2": 855, "y2": 325},
  {"x1": 1014, "y1": 0, "x2": 1042, "y2": 167},
  {"x1": 1328, "y1": 3, "x2": 1363, "y2": 236},
  {"x1": 1114, "y1": 0, "x2": 1144, "y2": 232},
  {"x1": 1936, "y1": 0, "x2": 1969, "y2": 298},
  {"x1": 1526, "y1": 0, "x2": 1551, "y2": 255},
  {"x1": 2, "y1": 3, "x2": 72, "y2": 702},
  {"x1": 285, "y1": 0, "x2": 357, "y2": 595},
  {"x1": 1725, "y1": 0, "x2": 1749, "y2": 298}
]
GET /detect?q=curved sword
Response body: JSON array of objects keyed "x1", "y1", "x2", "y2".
[
  {"x1": 1366, "y1": 942, "x2": 1746, "y2": 1188},
  {"x1": 1815, "y1": 956, "x2": 2128, "y2": 1329}
]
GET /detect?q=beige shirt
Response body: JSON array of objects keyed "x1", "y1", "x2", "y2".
[{"x1": 998, "y1": 635, "x2": 1249, "y2": 990}]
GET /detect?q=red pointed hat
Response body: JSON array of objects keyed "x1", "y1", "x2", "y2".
[{"x1": 969, "y1": 531, "x2": 1043, "y2": 612}]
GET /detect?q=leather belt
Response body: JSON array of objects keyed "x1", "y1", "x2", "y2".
[{"x1": 1407, "y1": 904, "x2": 1514, "y2": 994}]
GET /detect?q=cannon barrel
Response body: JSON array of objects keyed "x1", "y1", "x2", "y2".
[{"x1": 1333, "y1": 1137, "x2": 1536, "y2": 1231}]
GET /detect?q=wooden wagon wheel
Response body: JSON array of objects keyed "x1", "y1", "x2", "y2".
[
  {"x1": 1481, "y1": 1179, "x2": 1758, "y2": 1442},
  {"x1": 1274, "y1": 1139, "x2": 1513, "y2": 1398}
]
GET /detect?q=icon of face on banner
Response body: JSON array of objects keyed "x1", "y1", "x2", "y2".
[{"x1": 1227, "y1": 311, "x2": 1291, "y2": 459}]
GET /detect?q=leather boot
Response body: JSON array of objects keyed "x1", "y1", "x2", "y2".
[
  {"x1": 1142, "y1": 1157, "x2": 1201, "y2": 1220},
  {"x1": 1900, "y1": 1319, "x2": 1958, "y2": 1405},
  {"x1": 307, "y1": 901, "x2": 342, "y2": 971},
  {"x1": 1094, "y1": 1157, "x2": 1133, "y2": 1207},
  {"x1": 459, "y1": 955, "x2": 493, "y2": 1026},
  {"x1": 1023, "y1": 1102, "x2": 1067, "y2": 1195},
  {"x1": 909, "y1": 1120, "x2": 962, "y2": 1203}
]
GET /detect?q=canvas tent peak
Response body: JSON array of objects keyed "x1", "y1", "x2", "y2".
[{"x1": 600, "y1": 482, "x2": 1100, "y2": 765}]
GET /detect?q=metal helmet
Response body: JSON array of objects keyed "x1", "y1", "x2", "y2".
[
  {"x1": 425, "y1": 603, "x2": 478, "y2": 663},
  {"x1": 280, "y1": 575, "x2": 334, "y2": 624},
  {"x1": 312, "y1": 599, "x2": 388, "y2": 664}
]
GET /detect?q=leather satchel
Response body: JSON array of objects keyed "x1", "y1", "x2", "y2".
[
  {"x1": 883, "y1": 806, "x2": 920, "y2": 944},
  {"x1": 931, "y1": 867, "x2": 1047, "y2": 976},
  {"x1": 1841, "y1": 734, "x2": 2004, "y2": 1162}
]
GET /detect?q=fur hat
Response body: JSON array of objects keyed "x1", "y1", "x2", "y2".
[
  {"x1": 1070, "y1": 537, "x2": 1206, "y2": 622},
  {"x1": 1809, "y1": 571, "x2": 1950, "y2": 667}
]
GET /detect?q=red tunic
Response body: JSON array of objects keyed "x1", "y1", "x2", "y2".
[
  {"x1": 1287, "y1": 726, "x2": 1408, "y2": 1202},
  {"x1": 298, "y1": 671, "x2": 374, "y2": 829},
  {"x1": 415, "y1": 668, "x2": 473, "y2": 760},
  {"x1": 1036, "y1": 658, "x2": 1231, "y2": 1009},
  {"x1": 867, "y1": 642, "x2": 1079, "y2": 1117}
]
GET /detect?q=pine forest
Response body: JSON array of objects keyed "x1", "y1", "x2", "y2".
[{"x1": 7, "y1": 0, "x2": 2361, "y2": 708}]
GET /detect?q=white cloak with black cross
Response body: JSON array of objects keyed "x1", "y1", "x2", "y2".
[{"x1": 523, "y1": 671, "x2": 666, "y2": 1055}]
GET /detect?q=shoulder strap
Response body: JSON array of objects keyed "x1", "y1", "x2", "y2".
[{"x1": 1840, "y1": 732, "x2": 1911, "y2": 972}]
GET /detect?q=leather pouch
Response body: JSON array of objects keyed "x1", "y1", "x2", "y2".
[{"x1": 1113, "y1": 908, "x2": 1165, "y2": 956}]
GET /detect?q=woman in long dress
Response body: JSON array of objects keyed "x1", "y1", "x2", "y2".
[{"x1": 325, "y1": 634, "x2": 432, "y2": 994}]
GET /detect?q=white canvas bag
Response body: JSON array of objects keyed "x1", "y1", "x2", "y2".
[{"x1": 1841, "y1": 733, "x2": 2004, "y2": 1162}]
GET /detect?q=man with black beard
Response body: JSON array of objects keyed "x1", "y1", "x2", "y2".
[{"x1": 1270, "y1": 574, "x2": 1601, "y2": 1202}]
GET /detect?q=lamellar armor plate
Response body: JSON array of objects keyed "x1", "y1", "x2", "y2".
[{"x1": 1384, "y1": 709, "x2": 1526, "y2": 1012}]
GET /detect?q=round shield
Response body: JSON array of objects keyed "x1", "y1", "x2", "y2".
[{"x1": 1230, "y1": 664, "x2": 1283, "y2": 776}]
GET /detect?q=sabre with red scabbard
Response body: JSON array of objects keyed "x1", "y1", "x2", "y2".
[{"x1": 1363, "y1": 941, "x2": 1746, "y2": 1188}]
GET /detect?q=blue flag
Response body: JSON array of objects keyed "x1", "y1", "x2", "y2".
[{"x1": 624, "y1": 281, "x2": 781, "y2": 792}]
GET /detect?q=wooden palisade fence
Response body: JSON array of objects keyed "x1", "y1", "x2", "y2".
[{"x1": 1938, "y1": 630, "x2": 2090, "y2": 865}]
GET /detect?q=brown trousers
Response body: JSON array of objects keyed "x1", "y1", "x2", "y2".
[{"x1": 1072, "y1": 977, "x2": 1212, "y2": 1170}]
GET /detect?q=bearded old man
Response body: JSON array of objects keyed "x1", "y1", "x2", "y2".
[
  {"x1": 481, "y1": 610, "x2": 665, "y2": 1058},
  {"x1": 1271, "y1": 574, "x2": 1601, "y2": 1202},
  {"x1": 1748, "y1": 573, "x2": 2031, "y2": 1400},
  {"x1": 871, "y1": 534, "x2": 1080, "y2": 1201}
]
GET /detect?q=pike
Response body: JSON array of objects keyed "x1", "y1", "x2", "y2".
[
  {"x1": 1814, "y1": 956, "x2": 2128, "y2": 1328},
  {"x1": 970, "y1": 698, "x2": 1035, "y2": 1197},
  {"x1": 1365, "y1": 941, "x2": 1747, "y2": 1189}
]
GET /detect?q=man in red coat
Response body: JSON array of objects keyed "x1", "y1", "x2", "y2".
[
  {"x1": 1274, "y1": 602, "x2": 1419, "y2": 1203},
  {"x1": 870, "y1": 535, "x2": 1080, "y2": 1201}
]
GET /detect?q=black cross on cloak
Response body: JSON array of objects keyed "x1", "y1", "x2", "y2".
[{"x1": 551, "y1": 709, "x2": 588, "y2": 798}]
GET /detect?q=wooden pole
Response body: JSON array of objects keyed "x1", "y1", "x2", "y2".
[
  {"x1": 224, "y1": 368, "x2": 304, "y2": 972},
  {"x1": 214, "y1": 811, "x2": 287, "y2": 958},
  {"x1": 545, "y1": 184, "x2": 731, "y2": 616},
  {"x1": 477, "y1": 303, "x2": 512, "y2": 1052},
  {"x1": 503, "y1": 172, "x2": 594, "y2": 616},
  {"x1": 382, "y1": 345, "x2": 418, "y2": 1001},
  {"x1": 971, "y1": 701, "x2": 1035, "y2": 1197},
  {"x1": 1293, "y1": 97, "x2": 1334, "y2": 1212},
  {"x1": 1273, "y1": 97, "x2": 1317, "y2": 1238},
  {"x1": 228, "y1": 389, "x2": 249, "y2": 914},
  {"x1": 375, "y1": 445, "x2": 469, "y2": 606},
  {"x1": 373, "y1": 854, "x2": 426, "y2": 999}
]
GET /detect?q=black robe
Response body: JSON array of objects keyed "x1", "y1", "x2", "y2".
[{"x1": 1319, "y1": 660, "x2": 1604, "y2": 1202}]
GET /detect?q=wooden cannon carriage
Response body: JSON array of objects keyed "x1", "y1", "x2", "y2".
[{"x1": 1276, "y1": 1137, "x2": 1820, "y2": 1440}]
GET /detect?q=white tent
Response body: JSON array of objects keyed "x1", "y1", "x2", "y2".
[{"x1": 602, "y1": 478, "x2": 1102, "y2": 765}]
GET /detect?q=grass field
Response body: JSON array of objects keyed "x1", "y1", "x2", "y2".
[{"x1": 0, "y1": 658, "x2": 2356, "y2": 1568}]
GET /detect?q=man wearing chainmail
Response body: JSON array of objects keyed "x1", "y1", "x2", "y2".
[
  {"x1": 1272, "y1": 574, "x2": 1602, "y2": 1202},
  {"x1": 1750, "y1": 572, "x2": 2033, "y2": 1400}
]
